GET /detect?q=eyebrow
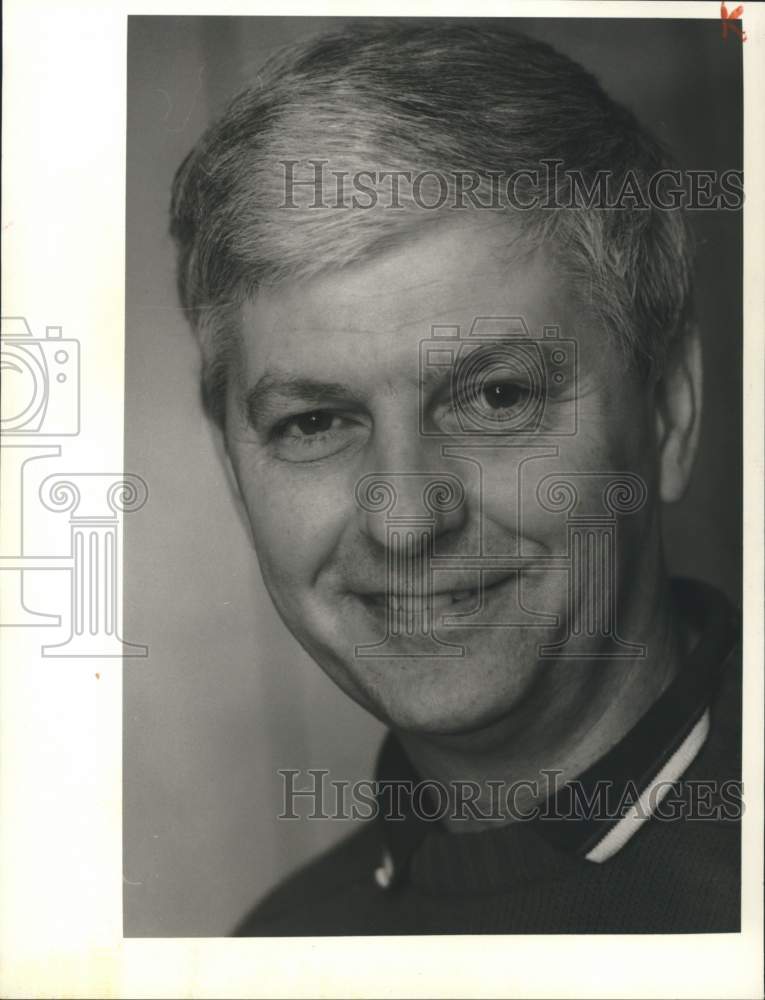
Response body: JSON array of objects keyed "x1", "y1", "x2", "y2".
[
  {"x1": 241, "y1": 337, "x2": 543, "y2": 428},
  {"x1": 243, "y1": 373, "x2": 369, "y2": 427}
]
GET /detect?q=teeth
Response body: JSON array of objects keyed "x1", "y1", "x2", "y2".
[
  {"x1": 360, "y1": 588, "x2": 480, "y2": 614},
  {"x1": 386, "y1": 600, "x2": 430, "y2": 613},
  {"x1": 450, "y1": 589, "x2": 474, "y2": 604},
  {"x1": 379, "y1": 589, "x2": 475, "y2": 611}
]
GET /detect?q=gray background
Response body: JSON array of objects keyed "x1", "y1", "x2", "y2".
[{"x1": 124, "y1": 16, "x2": 742, "y2": 936}]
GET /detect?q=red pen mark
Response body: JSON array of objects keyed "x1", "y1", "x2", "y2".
[{"x1": 721, "y1": 3, "x2": 747, "y2": 41}]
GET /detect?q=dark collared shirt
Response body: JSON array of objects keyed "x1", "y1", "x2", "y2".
[{"x1": 237, "y1": 578, "x2": 741, "y2": 935}]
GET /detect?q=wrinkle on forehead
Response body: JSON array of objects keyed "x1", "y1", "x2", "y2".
[
  {"x1": 249, "y1": 216, "x2": 541, "y2": 328},
  {"x1": 237, "y1": 218, "x2": 610, "y2": 401}
]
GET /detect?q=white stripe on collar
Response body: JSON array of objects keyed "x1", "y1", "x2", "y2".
[{"x1": 585, "y1": 709, "x2": 711, "y2": 864}]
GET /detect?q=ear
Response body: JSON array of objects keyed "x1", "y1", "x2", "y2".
[{"x1": 653, "y1": 323, "x2": 703, "y2": 503}]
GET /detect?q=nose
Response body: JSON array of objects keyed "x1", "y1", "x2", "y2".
[
  {"x1": 355, "y1": 469, "x2": 468, "y2": 549},
  {"x1": 353, "y1": 396, "x2": 470, "y2": 549}
]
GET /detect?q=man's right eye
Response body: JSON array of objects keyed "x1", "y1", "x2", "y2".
[
  {"x1": 291, "y1": 412, "x2": 335, "y2": 435},
  {"x1": 268, "y1": 410, "x2": 368, "y2": 462}
]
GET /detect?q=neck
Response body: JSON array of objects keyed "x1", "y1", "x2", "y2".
[{"x1": 396, "y1": 574, "x2": 688, "y2": 831}]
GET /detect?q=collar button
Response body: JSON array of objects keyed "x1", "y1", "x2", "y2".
[{"x1": 373, "y1": 848, "x2": 395, "y2": 889}]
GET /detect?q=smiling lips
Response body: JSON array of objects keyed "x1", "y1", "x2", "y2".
[{"x1": 357, "y1": 573, "x2": 515, "y2": 621}]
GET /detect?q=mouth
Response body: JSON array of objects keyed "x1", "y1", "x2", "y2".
[{"x1": 355, "y1": 573, "x2": 515, "y2": 625}]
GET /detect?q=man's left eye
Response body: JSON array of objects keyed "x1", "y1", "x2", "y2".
[
  {"x1": 481, "y1": 381, "x2": 528, "y2": 411},
  {"x1": 271, "y1": 410, "x2": 366, "y2": 462},
  {"x1": 430, "y1": 377, "x2": 536, "y2": 435}
]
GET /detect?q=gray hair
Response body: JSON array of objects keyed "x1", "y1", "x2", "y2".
[{"x1": 170, "y1": 22, "x2": 694, "y2": 425}]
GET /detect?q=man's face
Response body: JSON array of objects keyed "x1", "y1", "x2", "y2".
[{"x1": 225, "y1": 219, "x2": 662, "y2": 736}]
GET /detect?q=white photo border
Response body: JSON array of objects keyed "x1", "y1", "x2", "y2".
[{"x1": 1, "y1": 1, "x2": 762, "y2": 997}]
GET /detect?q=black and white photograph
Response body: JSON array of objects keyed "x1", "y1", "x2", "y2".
[
  {"x1": 2, "y1": 3, "x2": 764, "y2": 998},
  {"x1": 126, "y1": 14, "x2": 745, "y2": 935}
]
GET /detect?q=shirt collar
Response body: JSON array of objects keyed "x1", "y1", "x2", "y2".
[{"x1": 372, "y1": 578, "x2": 740, "y2": 893}]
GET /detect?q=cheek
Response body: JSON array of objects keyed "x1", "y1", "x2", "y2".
[
  {"x1": 556, "y1": 379, "x2": 657, "y2": 477},
  {"x1": 238, "y1": 461, "x2": 355, "y2": 589},
  {"x1": 478, "y1": 393, "x2": 656, "y2": 541}
]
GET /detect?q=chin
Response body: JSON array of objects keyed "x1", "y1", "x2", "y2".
[
  {"x1": 342, "y1": 646, "x2": 541, "y2": 738},
  {"x1": 290, "y1": 596, "x2": 556, "y2": 736}
]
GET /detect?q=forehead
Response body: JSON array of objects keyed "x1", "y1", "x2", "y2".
[{"x1": 238, "y1": 218, "x2": 608, "y2": 383}]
